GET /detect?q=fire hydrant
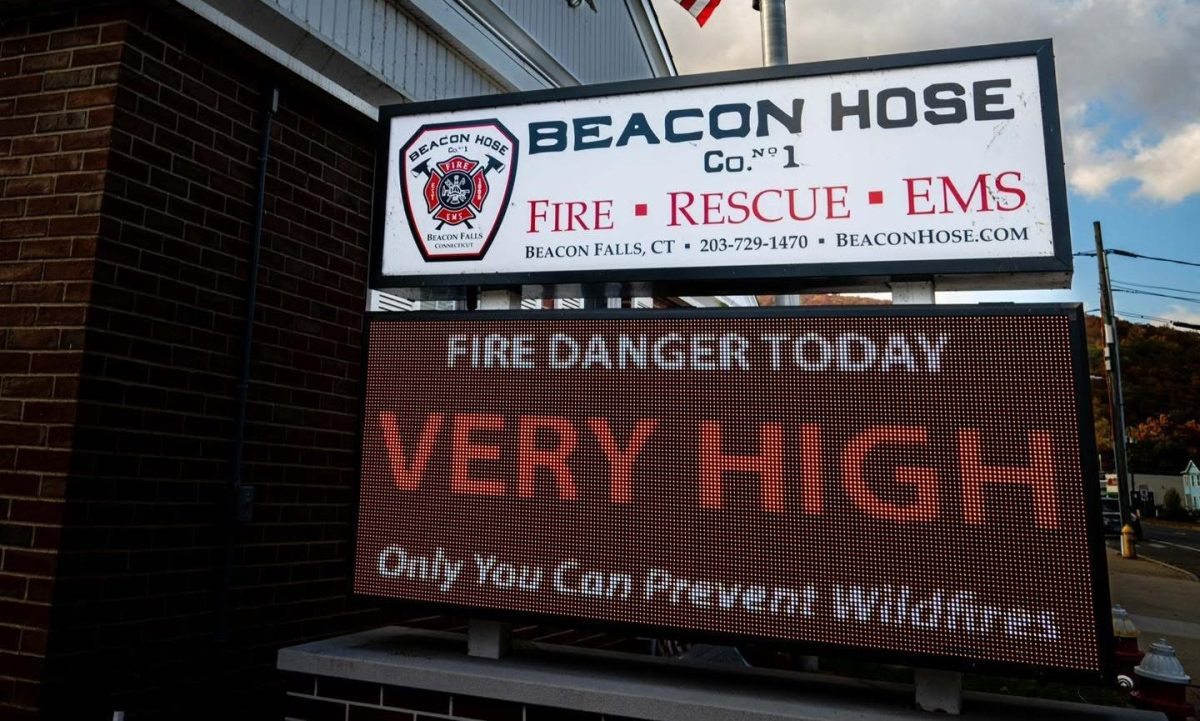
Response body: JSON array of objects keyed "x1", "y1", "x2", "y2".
[
  {"x1": 1112, "y1": 605, "x2": 1144, "y2": 688},
  {"x1": 1122, "y1": 523, "x2": 1138, "y2": 559},
  {"x1": 1131, "y1": 639, "x2": 1193, "y2": 721}
]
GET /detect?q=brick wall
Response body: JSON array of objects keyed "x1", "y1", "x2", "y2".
[
  {"x1": 0, "y1": 5, "x2": 124, "y2": 716},
  {"x1": 2, "y1": 1, "x2": 384, "y2": 717},
  {"x1": 282, "y1": 673, "x2": 642, "y2": 721}
]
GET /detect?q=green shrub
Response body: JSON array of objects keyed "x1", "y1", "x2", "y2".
[{"x1": 1162, "y1": 488, "x2": 1189, "y2": 521}]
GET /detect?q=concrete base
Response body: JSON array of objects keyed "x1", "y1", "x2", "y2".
[
  {"x1": 277, "y1": 627, "x2": 1164, "y2": 721},
  {"x1": 914, "y1": 668, "x2": 963, "y2": 714},
  {"x1": 467, "y1": 618, "x2": 511, "y2": 659}
]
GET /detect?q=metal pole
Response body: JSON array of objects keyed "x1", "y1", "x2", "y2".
[
  {"x1": 1094, "y1": 222, "x2": 1133, "y2": 530},
  {"x1": 756, "y1": 0, "x2": 794, "y2": 306},
  {"x1": 756, "y1": 0, "x2": 789, "y2": 66}
]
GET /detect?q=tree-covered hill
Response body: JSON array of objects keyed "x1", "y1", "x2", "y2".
[{"x1": 1086, "y1": 315, "x2": 1200, "y2": 474}]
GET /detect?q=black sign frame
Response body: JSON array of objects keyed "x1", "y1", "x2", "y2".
[
  {"x1": 350, "y1": 303, "x2": 1112, "y2": 683},
  {"x1": 370, "y1": 40, "x2": 1071, "y2": 300}
]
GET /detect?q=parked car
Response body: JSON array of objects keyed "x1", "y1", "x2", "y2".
[{"x1": 1101, "y1": 496, "x2": 1122, "y2": 536}]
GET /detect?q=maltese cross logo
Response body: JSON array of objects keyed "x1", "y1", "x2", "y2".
[{"x1": 414, "y1": 155, "x2": 503, "y2": 228}]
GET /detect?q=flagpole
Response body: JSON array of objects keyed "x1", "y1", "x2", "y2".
[
  {"x1": 755, "y1": 0, "x2": 788, "y2": 66},
  {"x1": 755, "y1": 0, "x2": 799, "y2": 306}
]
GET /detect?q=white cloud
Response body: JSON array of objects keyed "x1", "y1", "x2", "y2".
[
  {"x1": 1125, "y1": 124, "x2": 1200, "y2": 203},
  {"x1": 651, "y1": 0, "x2": 1200, "y2": 203}
]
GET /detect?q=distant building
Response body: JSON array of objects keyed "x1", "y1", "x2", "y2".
[
  {"x1": 1132, "y1": 470, "x2": 1190, "y2": 508},
  {"x1": 1183, "y1": 460, "x2": 1200, "y2": 510}
]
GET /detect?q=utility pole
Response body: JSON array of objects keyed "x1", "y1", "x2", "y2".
[{"x1": 1094, "y1": 221, "x2": 1135, "y2": 537}]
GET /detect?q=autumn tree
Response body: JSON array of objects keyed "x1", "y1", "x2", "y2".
[{"x1": 1086, "y1": 316, "x2": 1200, "y2": 474}]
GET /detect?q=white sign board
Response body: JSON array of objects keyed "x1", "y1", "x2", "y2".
[{"x1": 372, "y1": 41, "x2": 1070, "y2": 296}]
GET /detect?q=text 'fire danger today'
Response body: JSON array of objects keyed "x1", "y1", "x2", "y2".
[{"x1": 445, "y1": 332, "x2": 948, "y2": 372}]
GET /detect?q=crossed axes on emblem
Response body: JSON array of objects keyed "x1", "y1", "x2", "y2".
[{"x1": 410, "y1": 154, "x2": 506, "y2": 230}]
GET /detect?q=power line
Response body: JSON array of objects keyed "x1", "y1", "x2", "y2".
[
  {"x1": 1112, "y1": 287, "x2": 1200, "y2": 306},
  {"x1": 1108, "y1": 248, "x2": 1200, "y2": 268},
  {"x1": 1073, "y1": 248, "x2": 1200, "y2": 269},
  {"x1": 1111, "y1": 279, "x2": 1200, "y2": 298}
]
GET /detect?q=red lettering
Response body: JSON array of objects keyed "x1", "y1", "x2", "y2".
[
  {"x1": 941, "y1": 173, "x2": 993, "y2": 213},
  {"x1": 842, "y1": 426, "x2": 938, "y2": 522},
  {"x1": 702, "y1": 192, "x2": 724, "y2": 225},
  {"x1": 752, "y1": 189, "x2": 783, "y2": 222},
  {"x1": 450, "y1": 413, "x2": 506, "y2": 496},
  {"x1": 825, "y1": 185, "x2": 850, "y2": 219},
  {"x1": 379, "y1": 412, "x2": 443, "y2": 491},
  {"x1": 551, "y1": 201, "x2": 564, "y2": 232},
  {"x1": 699, "y1": 421, "x2": 783, "y2": 512},
  {"x1": 569, "y1": 201, "x2": 588, "y2": 230},
  {"x1": 595, "y1": 199, "x2": 614, "y2": 229},
  {"x1": 726, "y1": 191, "x2": 751, "y2": 224},
  {"x1": 995, "y1": 171, "x2": 1026, "y2": 211},
  {"x1": 905, "y1": 177, "x2": 936, "y2": 215},
  {"x1": 517, "y1": 416, "x2": 578, "y2": 500},
  {"x1": 799, "y1": 423, "x2": 824, "y2": 514},
  {"x1": 960, "y1": 430, "x2": 1058, "y2": 528},
  {"x1": 785, "y1": 187, "x2": 817, "y2": 221},
  {"x1": 668, "y1": 191, "x2": 697, "y2": 226},
  {"x1": 527, "y1": 199, "x2": 549, "y2": 233},
  {"x1": 588, "y1": 418, "x2": 658, "y2": 503}
]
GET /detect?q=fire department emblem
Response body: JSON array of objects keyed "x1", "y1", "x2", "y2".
[{"x1": 399, "y1": 119, "x2": 518, "y2": 262}]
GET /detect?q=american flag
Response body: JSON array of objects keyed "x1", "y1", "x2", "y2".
[{"x1": 673, "y1": 0, "x2": 722, "y2": 27}]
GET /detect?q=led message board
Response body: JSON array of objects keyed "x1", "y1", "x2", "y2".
[
  {"x1": 353, "y1": 306, "x2": 1110, "y2": 679},
  {"x1": 372, "y1": 41, "x2": 1071, "y2": 298}
]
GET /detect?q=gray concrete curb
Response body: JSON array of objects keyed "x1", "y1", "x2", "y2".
[{"x1": 1137, "y1": 555, "x2": 1200, "y2": 583}]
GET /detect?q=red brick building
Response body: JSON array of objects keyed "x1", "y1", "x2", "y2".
[{"x1": 0, "y1": 1, "x2": 672, "y2": 717}]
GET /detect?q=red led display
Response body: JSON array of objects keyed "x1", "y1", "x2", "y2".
[{"x1": 354, "y1": 306, "x2": 1110, "y2": 677}]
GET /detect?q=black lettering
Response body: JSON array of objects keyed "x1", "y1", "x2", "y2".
[
  {"x1": 755, "y1": 99, "x2": 803, "y2": 136},
  {"x1": 665, "y1": 108, "x2": 704, "y2": 142},
  {"x1": 876, "y1": 87, "x2": 917, "y2": 129},
  {"x1": 529, "y1": 121, "x2": 567, "y2": 154},
  {"x1": 974, "y1": 79, "x2": 1015, "y2": 121},
  {"x1": 573, "y1": 116, "x2": 613, "y2": 151},
  {"x1": 923, "y1": 83, "x2": 967, "y2": 125},
  {"x1": 831, "y1": 90, "x2": 870, "y2": 130},
  {"x1": 616, "y1": 112, "x2": 662, "y2": 147},
  {"x1": 709, "y1": 103, "x2": 751, "y2": 139}
]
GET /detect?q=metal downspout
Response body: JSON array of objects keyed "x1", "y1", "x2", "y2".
[{"x1": 220, "y1": 83, "x2": 279, "y2": 640}]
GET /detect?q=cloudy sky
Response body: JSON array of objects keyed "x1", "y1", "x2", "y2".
[{"x1": 649, "y1": 0, "x2": 1200, "y2": 326}]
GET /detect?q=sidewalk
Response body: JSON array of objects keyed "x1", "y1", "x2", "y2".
[{"x1": 1107, "y1": 547, "x2": 1200, "y2": 712}]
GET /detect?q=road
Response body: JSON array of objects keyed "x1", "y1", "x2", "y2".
[{"x1": 1109, "y1": 520, "x2": 1200, "y2": 579}]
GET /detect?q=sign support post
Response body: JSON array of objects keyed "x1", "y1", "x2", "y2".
[
  {"x1": 469, "y1": 287, "x2": 521, "y2": 658},
  {"x1": 892, "y1": 280, "x2": 964, "y2": 713}
]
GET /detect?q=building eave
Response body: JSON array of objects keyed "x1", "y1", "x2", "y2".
[{"x1": 627, "y1": 0, "x2": 677, "y2": 77}]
